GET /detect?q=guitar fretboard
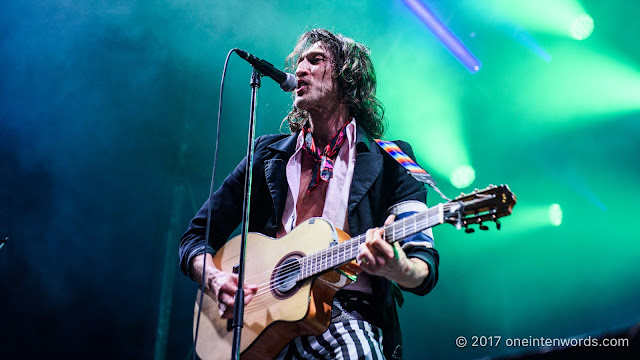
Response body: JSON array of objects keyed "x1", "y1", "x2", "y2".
[{"x1": 297, "y1": 204, "x2": 447, "y2": 280}]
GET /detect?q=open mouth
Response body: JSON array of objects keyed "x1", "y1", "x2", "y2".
[{"x1": 296, "y1": 79, "x2": 309, "y2": 93}]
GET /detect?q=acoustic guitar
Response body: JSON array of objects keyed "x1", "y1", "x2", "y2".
[{"x1": 193, "y1": 184, "x2": 516, "y2": 359}]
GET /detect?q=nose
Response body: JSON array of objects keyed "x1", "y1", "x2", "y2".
[{"x1": 295, "y1": 59, "x2": 310, "y2": 78}]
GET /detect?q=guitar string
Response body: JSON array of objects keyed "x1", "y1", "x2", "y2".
[
  {"x1": 252, "y1": 244, "x2": 365, "y2": 298},
  {"x1": 247, "y1": 192, "x2": 507, "y2": 299},
  {"x1": 250, "y1": 236, "x2": 366, "y2": 296},
  {"x1": 242, "y1": 232, "x2": 367, "y2": 285},
  {"x1": 250, "y1": 210, "x2": 444, "y2": 297},
  {"x1": 251, "y1": 215, "x2": 442, "y2": 298},
  {"x1": 246, "y1": 205, "x2": 447, "y2": 297},
  {"x1": 251, "y1": 236, "x2": 367, "y2": 297},
  {"x1": 241, "y1": 204, "x2": 449, "y2": 286},
  {"x1": 243, "y1": 203, "x2": 448, "y2": 286},
  {"x1": 249, "y1": 204, "x2": 446, "y2": 293}
]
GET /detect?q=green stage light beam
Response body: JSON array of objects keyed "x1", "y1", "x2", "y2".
[
  {"x1": 505, "y1": 204, "x2": 563, "y2": 233},
  {"x1": 380, "y1": 80, "x2": 474, "y2": 189},
  {"x1": 374, "y1": 26, "x2": 474, "y2": 189},
  {"x1": 483, "y1": 0, "x2": 594, "y2": 40},
  {"x1": 514, "y1": 43, "x2": 640, "y2": 124}
]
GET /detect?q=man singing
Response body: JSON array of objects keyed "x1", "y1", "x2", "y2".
[{"x1": 179, "y1": 28, "x2": 439, "y2": 359}]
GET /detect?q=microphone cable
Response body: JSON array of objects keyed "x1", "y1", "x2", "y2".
[{"x1": 192, "y1": 48, "x2": 236, "y2": 360}]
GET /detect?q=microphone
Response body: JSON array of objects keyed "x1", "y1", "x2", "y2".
[{"x1": 234, "y1": 49, "x2": 297, "y2": 92}]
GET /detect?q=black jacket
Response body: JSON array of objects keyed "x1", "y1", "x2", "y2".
[{"x1": 180, "y1": 126, "x2": 439, "y2": 358}]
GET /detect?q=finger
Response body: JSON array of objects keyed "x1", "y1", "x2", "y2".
[
  {"x1": 219, "y1": 291, "x2": 239, "y2": 319},
  {"x1": 221, "y1": 283, "x2": 256, "y2": 304},
  {"x1": 366, "y1": 227, "x2": 387, "y2": 247},
  {"x1": 384, "y1": 214, "x2": 396, "y2": 225},
  {"x1": 245, "y1": 283, "x2": 258, "y2": 292},
  {"x1": 363, "y1": 227, "x2": 384, "y2": 248},
  {"x1": 356, "y1": 253, "x2": 367, "y2": 266},
  {"x1": 219, "y1": 291, "x2": 235, "y2": 308},
  {"x1": 357, "y1": 243, "x2": 370, "y2": 264},
  {"x1": 365, "y1": 228, "x2": 376, "y2": 242},
  {"x1": 359, "y1": 247, "x2": 377, "y2": 268},
  {"x1": 218, "y1": 282, "x2": 238, "y2": 305},
  {"x1": 356, "y1": 242, "x2": 371, "y2": 263},
  {"x1": 221, "y1": 287, "x2": 257, "y2": 318},
  {"x1": 218, "y1": 294, "x2": 231, "y2": 318},
  {"x1": 367, "y1": 228, "x2": 394, "y2": 259},
  {"x1": 368, "y1": 236, "x2": 395, "y2": 259},
  {"x1": 244, "y1": 284, "x2": 258, "y2": 304},
  {"x1": 244, "y1": 294, "x2": 253, "y2": 305}
]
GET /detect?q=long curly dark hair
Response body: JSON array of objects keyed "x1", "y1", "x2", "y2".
[{"x1": 283, "y1": 29, "x2": 386, "y2": 138}]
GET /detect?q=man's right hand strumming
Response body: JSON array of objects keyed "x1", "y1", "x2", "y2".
[{"x1": 190, "y1": 253, "x2": 258, "y2": 319}]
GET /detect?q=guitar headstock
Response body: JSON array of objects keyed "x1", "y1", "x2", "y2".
[{"x1": 444, "y1": 184, "x2": 516, "y2": 232}]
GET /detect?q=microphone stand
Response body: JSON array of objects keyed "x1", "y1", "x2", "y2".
[{"x1": 231, "y1": 67, "x2": 261, "y2": 360}]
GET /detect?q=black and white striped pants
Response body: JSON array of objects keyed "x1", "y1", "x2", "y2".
[{"x1": 274, "y1": 320, "x2": 385, "y2": 360}]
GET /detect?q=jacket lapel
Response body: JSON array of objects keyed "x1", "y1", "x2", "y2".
[
  {"x1": 265, "y1": 133, "x2": 298, "y2": 224},
  {"x1": 348, "y1": 127, "x2": 383, "y2": 216}
]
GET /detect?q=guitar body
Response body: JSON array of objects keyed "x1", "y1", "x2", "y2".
[{"x1": 193, "y1": 218, "x2": 356, "y2": 360}]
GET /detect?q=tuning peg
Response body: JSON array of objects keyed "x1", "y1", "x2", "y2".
[
  {"x1": 465, "y1": 227, "x2": 475, "y2": 234},
  {"x1": 476, "y1": 216, "x2": 489, "y2": 231},
  {"x1": 495, "y1": 220, "x2": 501, "y2": 230}
]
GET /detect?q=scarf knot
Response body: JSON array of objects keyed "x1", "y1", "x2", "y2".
[{"x1": 302, "y1": 121, "x2": 350, "y2": 193}]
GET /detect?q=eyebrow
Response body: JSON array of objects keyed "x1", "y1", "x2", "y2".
[{"x1": 297, "y1": 48, "x2": 327, "y2": 64}]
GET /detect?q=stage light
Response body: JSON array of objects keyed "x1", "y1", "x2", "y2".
[
  {"x1": 450, "y1": 164, "x2": 475, "y2": 189},
  {"x1": 569, "y1": 14, "x2": 594, "y2": 40},
  {"x1": 549, "y1": 203, "x2": 563, "y2": 226},
  {"x1": 401, "y1": 0, "x2": 481, "y2": 73},
  {"x1": 477, "y1": 0, "x2": 594, "y2": 40},
  {"x1": 505, "y1": 203, "x2": 564, "y2": 233}
]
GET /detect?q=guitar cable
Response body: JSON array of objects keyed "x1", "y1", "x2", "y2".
[{"x1": 192, "y1": 48, "x2": 235, "y2": 360}]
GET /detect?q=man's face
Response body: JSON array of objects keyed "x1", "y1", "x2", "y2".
[{"x1": 294, "y1": 42, "x2": 340, "y2": 113}]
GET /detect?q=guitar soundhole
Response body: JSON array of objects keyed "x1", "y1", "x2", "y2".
[{"x1": 271, "y1": 251, "x2": 304, "y2": 300}]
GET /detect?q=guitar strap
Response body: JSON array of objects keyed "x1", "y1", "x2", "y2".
[
  {"x1": 374, "y1": 139, "x2": 450, "y2": 201},
  {"x1": 374, "y1": 139, "x2": 445, "y2": 308},
  {"x1": 374, "y1": 139, "x2": 434, "y2": 184}
]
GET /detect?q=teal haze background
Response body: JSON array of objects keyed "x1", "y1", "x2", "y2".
[{"x1": 1, "y1": 0, "x2": 639, "y2": 358}]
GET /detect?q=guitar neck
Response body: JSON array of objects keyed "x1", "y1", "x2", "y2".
[{"x1": 298, "y1": 204, "x2": 447, "y2": 280}]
